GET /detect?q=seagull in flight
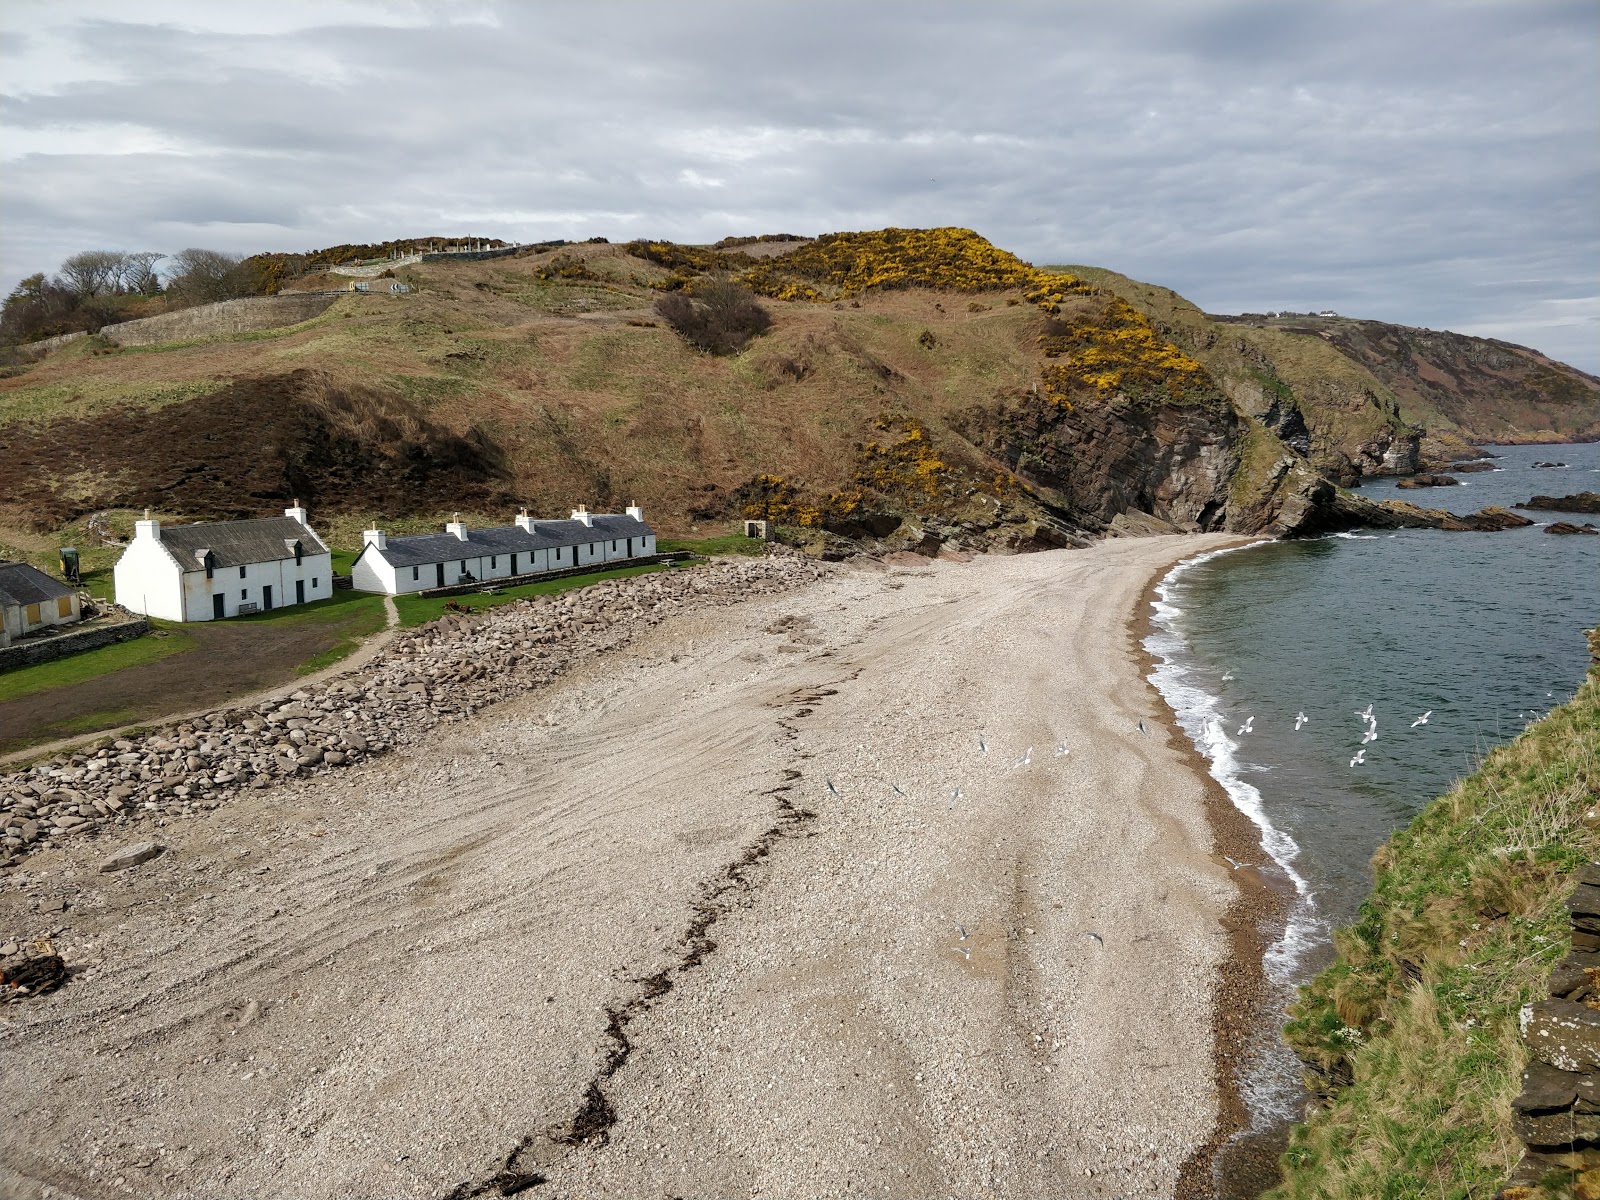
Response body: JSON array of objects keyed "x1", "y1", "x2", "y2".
[
  {"x1": 977, "y1": 736, "x2": 989, "y2": 755},
  {"x1": 891, "y1": 783, "x2": 909, "y2": 798},
  {"x1": 1221, "y1": 670, "x2": 1235, "y2": 682},
  {"x1": 1356, "y1": 704, "x2": 1374, "y2": 721},
  {"x1": 949, "y1": 786, "x2": 964, "y2": 805},
  {"x1": 1361, "y1": 726, "x2": 1378, "y2": 745},
  {"x1": 1054, "y1": 741, "x2": 1070, "y2": 757},
  {"x1": 1350, "y1": 749, "x2": 1366, "y2": 767},
  {"x1": 956, "y1": 923, "x2": 971, "y2": 941},
  {"x1": 1294, "y1": 711, "x2": 1307, "y2": 730},
  {"x1": 1411, "y1": 711, "x2": 1432, "y2": 728},
  {"x1": 1010, "y1": 747, "x2": 1033, "y2": 769},
  {"x1": 1222, "y1": 855, "x2": 1246, "y2": 870},
  {"x1": 1137, "y1": 720, "x2": 1147, "y2": 735},
  {"x1": 953, "y1": 945, "x2": 972, "y2": 960},
  {"x1": 1086, "y1": 932, "x2": 1104, "y2": 946},
  {"x1": 825, "y1": 779, "x2": 842, "y2": 798},
  {"x1": 1237, "y1": 716, "x2": 1254, "y2": 735}
]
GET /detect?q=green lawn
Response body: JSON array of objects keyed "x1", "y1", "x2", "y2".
[
  {"x1": 657, "y1": 533, "x2": 766, "y2": 557},
  {"x1": 228, "y1": 585, "x2": 385, "y2": 627},
  {"x1": 391, "y1": 562, "x2": 681, "y2": 628},
  {"x1": 0, "y1": 624, "x2": 197, "y2": 702}
]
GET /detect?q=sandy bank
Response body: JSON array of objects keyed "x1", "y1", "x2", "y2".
[{"x1": 1, "y1": 536, "x2": 1245, "y2": 1199}]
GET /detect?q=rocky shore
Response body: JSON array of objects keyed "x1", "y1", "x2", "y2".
[{"x1": 0, "y1": 553, "x2": 827, "y2": 872}]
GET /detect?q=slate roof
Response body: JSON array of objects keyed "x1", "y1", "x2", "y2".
[
  {"x1": 0, "y1": 561, "x2": 75, "y2": 608},
  {"x1": 156, "y1": 516, "x2": 328, "y2": 572},
  {"x1": 372, "y1": 514, "x2": 652, "y2": 568}
]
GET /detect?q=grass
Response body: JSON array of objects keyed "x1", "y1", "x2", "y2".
[
  {"x1": 227, "y1": 586, "x2": 385, "y2": 627},
  {"x1": 295, "y1": 597, "x2": 389, "y2": 674},
  {"x1": 391, "y1": 562, "x2": 679, "y2": 628},
  {"x1": 0, "y1": 376, "x2": 219, "y2": 427},
  {"x1": 1268, "y1": 637, "x2": 1600, "y2": 1200},
  {"x1": 0, "y1": 624, "x2": 197, "y2": 701},
  {"x1": 657, "y1": 533, "x2": 766, "y2": 557}
]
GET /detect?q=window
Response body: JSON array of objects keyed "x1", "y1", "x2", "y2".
[
  {"x1": 460, "y1": 560, "x2": 467, "y2": 571},
  {"x1": 26, "y1": 603, "x2": 40, "y2": 625},
  {"x1": 203, "y1": 553, "x2": 214, "y2": 580},
  {"x1": 611, "y1": 540, "x2": 617, "y2": 551},
  {"x1": 312, "y1": 578, "x2": 319, "y2": 589},
  {"x1": 412, "y1": 566, "x2": 419, "y2": 580},
  {"x1": 490, "y1": 555, "x2": 497, "y2": 568},
  {"x1": 57, "y1": 596, "x2": 72, "y2": 618},
  {"x1": 293, "y1": 542, "x2": 303, "y2": 566},
  {"x1": 239, "y1": 566, "x2": 247, "y2": 579},
  {"x1": 241, "y1": 589, "x2": 248, "y2": 599}
]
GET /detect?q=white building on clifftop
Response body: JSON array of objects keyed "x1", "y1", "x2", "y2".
[
  {"x1": 113, "y1": 503, "x2": 332, "y2": 621},
  {"x1": 350, "y1": 506, "x2": 655, "y2": 595}
]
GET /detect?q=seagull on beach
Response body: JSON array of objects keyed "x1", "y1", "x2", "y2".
[
  {"x1": 826, "y1": 779, "x2": 842, "y2": 798},
  {"x1": 1086, "y1": 932, "x2": 1104, "y2": 946},
  {"x1": 1137, "y1": 720, "x2": 1147, "y2": 735},
  {"x1": 1294, "y1": 711, "x2": 1307, "y2": 730},
  {"x1": 1010, "y1": 747, "x2": 1033, "y2": 769},
  {"x1": 1350, "y1": 749, "x2": 1366, "y2": 767},
  {"x1": 1237, "y1": 716, "x2": 1254, "y2": 735},
  {"x1": 1411, "y1": 711, "x2": 1432, "y2": 728},
  {"x1": 1054, "y1": 741, "x2": 1070, "y2": 757}
]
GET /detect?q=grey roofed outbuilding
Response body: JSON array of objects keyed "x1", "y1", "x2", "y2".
[
  {"x1": 0, "y1": 561, "x2": 76, "y2": 607},
  {"x1": 365, "y1": 514, "x2": 652, "y2": 568},
  {"x1": 154, "y1": 516, "x2": 328, "y2": 571}
]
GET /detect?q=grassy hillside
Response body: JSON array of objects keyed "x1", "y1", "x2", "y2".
[{"x1": 1270, "y1": 631, "x2": 1600, "y2": 1199}]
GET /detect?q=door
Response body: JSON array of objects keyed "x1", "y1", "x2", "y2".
[
  {"x1": 296, "y1": 579, "x2": 305, "y2": 605},
  {"x1": 212, "y1": 594, "x2": 225, "y2": 620},
  {"x1": 435, "y1": 562, "x2": 445, "y2": 588},
  {"x1": 626, "y1": 537, "x2": 633, "y2": 558},
  {"x1": 263, "y1": 585, "x2": 273, "y2": 611},
  {"x1": 510, "y1": 553, "x2": 517, "y2": 576}
]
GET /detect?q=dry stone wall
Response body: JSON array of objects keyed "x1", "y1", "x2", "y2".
[
  {"x1": 0, "y1": 554, "x2": 827, "y2": 868},
  {"x1": 23, "y1": 294, "x2": 338, "y2": 358}
]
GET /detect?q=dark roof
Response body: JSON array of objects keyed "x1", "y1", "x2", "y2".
[
  {"x1": 157, "y1": 516, "x2": 328, "y2": 571},
  {"x1": 0, "y1": 561, "x2": 75, "y2": 607},
  {"x1": 374, "y1": 514, "x2": 652, "y2": 568}
]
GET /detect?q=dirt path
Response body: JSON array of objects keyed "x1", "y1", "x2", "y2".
[
  {"x1": 0, "y1": 540, "x2": 1239, "y2": 1200},
  {"x1": 0, "y1": 595, "x2": 399, "y2": 767}
]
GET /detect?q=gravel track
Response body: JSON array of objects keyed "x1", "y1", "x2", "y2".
[{"x1": 1, "y1": 537, "x2": 1241, "y2": 1200}]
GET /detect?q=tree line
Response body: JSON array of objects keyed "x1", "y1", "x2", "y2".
[{"x1": 1, "y1": 248, "x2": 257, "y2": 346}]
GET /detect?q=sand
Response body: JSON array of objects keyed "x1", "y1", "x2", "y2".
[{"x1": 0, "y1": 536, "x2": 1248, "y2": 1200}]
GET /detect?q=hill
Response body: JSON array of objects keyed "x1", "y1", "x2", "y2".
[{"x1": 2, "y1": 229, "x2": 1592, "y2": 563}]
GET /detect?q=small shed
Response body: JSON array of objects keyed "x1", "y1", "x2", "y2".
[{"x1": 0, "y1": 561, "x2": 82, "y2": 647}]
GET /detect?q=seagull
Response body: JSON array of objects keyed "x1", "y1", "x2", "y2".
[
  {"x1": 891, "y1": 783, "x2": 909, "y2": 797},
  {"x1": 977, "y1": 736, "x2": 989, "y2": 754},
  {"x1": 1221, "y1": 671, "x2": 1235, "y2": 682},
  {"x1": 953, "y1": 945, "x2": 972, "y2": 960},
  {"x1": 825, "y1": 779, "x2": 842, "y2": 798},
  {"x1": 1010, "y1": 747, "x2": 1033, "y2": 769},
  {"x1": 956, "y1": 923, "x2": 970, "y2": 940},
  {"x1": 1222, "y1": 855, "x2": 1246, "y2": 870},
  {"x1": 1086, "y1": 932, "x2": 1104, "y2": 946},
  {"x1": 1054, "y1": 742, "x2": 1070, "y2": 757},
  {"x1": 1361, "y1": 726, "x2": 1378, "y2": 745},
  {"x1": 1237, "y1": 716, "x2": 1254, "y2": 735},
  {"x1": 1294, "y1": 711, "x2": 1307, "y2": 730},
  {"x1": 1356, "y1": 704, "x2": 1374, "y2": 721},
  {"x1": 1350, "y1": 749, "x2": 1366, "y2": 767},
  {"x1": 1411, "y1": 711, "x2": 1432, "y2": 728},
  {"x1": 1137, "y1": 720, "x2": 1147, "y2": 735}
]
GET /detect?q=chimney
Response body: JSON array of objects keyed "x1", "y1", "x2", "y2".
[
  {"x1": 363, "y1": 528, "x2": 387, "y2": 551},
  {"x1": 570, "y1": 504, "x2": 594, "y2": 528},
  {"x1": 515, "y1": 508, "x2": 534, "y2": 533},
  {"x1": 625, "y1": 504, "x2": 644, "y2": 522},
  {"x1": 446, "y1": 512, "x2": 470, "y2": 541},
  {"x1": 136, "y1": 508, "x2": 160, "y2": 541},
  {"x1": 284, "y1": 498, "x2": 308, "y2": 526}
]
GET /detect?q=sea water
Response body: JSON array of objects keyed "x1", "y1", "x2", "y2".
[{"x1": 1144, "y1": 441, "x2": 1600, "y2": 1178}]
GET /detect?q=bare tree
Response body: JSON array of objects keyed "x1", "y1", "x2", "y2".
[
  {"x1": 165, "y1": 248, "x2": 249, "y2": 303},
  {"x1": 120, "y1": 251, "x2": 165, "y2": 295},
  {"x1": 57, "y1": 250, "x2": 127, "y2": 299}
]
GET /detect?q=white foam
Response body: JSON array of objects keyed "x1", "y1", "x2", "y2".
[
  {"x1": 1145, "y1": 542, "x2": 1327, "y2": 1126},
  {"x1": 1331, "y1": 531, "x2": 1378, "y2": 540}
]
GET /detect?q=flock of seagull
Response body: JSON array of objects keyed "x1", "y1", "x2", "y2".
[{"x1": 1228, "y1": 695, "x2": 1434, "y2": 767}]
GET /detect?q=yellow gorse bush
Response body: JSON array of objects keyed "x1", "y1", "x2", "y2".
[{"x1": 1036, "y1": 297, "x2": 1210, "y2": 407}]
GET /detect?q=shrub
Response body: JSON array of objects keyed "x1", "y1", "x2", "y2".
[{"x1": 654, "y1": 281, "x2": 772, "y2": 356}]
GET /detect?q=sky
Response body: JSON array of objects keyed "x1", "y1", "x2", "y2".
[{"x1": 2, "y1": 0, "x2": 1597, "y2": 371}]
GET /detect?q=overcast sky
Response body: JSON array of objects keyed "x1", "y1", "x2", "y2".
[{"x1": 2, "y1": 0, "x2": 1596, "y2": 370}]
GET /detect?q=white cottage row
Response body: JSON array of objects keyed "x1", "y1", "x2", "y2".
[
  {"x1": 351, "y1": 506, "x2": 655, "y2": 595},
  {"x1": 111, "y1": 503, "x2": 657, "y2": 620}
]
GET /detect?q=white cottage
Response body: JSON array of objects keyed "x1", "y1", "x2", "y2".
[
  {"x1": 0, "y1": 561, "x2": 82, "y2": 648},
  {"x1": 113, "y1": 504, "x2": 333, "y2": 622},
  {"x1": 351, "y1": 506, "x2": 656, "y2": 596}
]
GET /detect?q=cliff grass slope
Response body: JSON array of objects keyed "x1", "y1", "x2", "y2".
[{"x1": 1271, "y1": 631, "x2": 1600, "y2": 1199}]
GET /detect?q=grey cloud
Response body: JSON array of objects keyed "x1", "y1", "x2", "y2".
[{"x1": 1, "y1": 0, "x2": 1594, "y2": 370}]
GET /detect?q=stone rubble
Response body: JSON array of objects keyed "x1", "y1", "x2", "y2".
[{"x1": 0, "y1": 553, "x2": 828, "y2": 871}]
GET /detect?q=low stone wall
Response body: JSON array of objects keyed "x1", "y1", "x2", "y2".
[
  {"x1": 413, "y1": 552, "x2": 693, "y2": 599},
  {"x1": 0, "y1": 617, "x2": 150, "y2": 673},
  {"x1": 1499, "y1": 865, "x2": 1600, "y2": 1197},
  {"x1": 26, "y1": 331, "x2": 89, "y2": 355},
  {"x1": 420, "y1": 245, "x2": 523, "y2": 263},
  {"x1": 21, "y1": 294, "x2": 339, "y2": 358}
]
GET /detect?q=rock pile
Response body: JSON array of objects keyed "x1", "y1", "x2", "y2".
[
  {"x1": 0, "y1": 553, "x2": 827, "y2": 869},
  {"x1": 1500, "y1": 864, "x2": 1600, "y2": 1198}
]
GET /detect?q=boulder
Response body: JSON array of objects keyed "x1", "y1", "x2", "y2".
[
  {"x1": 1522, "y1": 492, "x2": 1600, "y2": 514},
  {"x1": 1548, "y1": 522, "x2": 1600, "y2": 536},
  {"x1": 1396, "y1": 473, "x2": 1462, "y2": 488},
  {"x1": 1523, "y1": 999, "x2": 1600, "y2": 1073},
  {"x1": 99, "y1": 841, "x2": 166, "y2": 873}
]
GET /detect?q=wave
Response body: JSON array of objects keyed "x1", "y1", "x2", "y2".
[
  {"x1": 1330, "y1": 531, "x2": 1378, "y2": 540},
  {"x1": 1145, "y1": 542, "x2": 1325, "y2": 1126}
]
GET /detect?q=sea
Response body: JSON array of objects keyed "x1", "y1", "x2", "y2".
[{"x1": 1143, "y1": 440, "x2": 1600, "y2": 1190}]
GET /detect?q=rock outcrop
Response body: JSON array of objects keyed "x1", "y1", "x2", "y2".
[
  {"x1": 1500, "y1": 865, "x2": 1600, "y2": 1199},
  {"x1": 1524, "y1": 493, "x2": 1600, "y2": 515},
  {"x1": 1549, "y1": 522, "x2": 1600, "y2": 536},
  {"x1": 1395, "y1": 473, "x2": 1462, "y2": 489}
]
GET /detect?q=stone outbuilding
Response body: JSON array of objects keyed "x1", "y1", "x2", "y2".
[
  {"x1": 351, "y1": 506, "x2": 656, "y2": 596},
  {"x1": 113, "y1": 504, "x2": 332, "y2": 622},
  {"x1": 0, "y1": 561, "x2": 81, "y2": 648}
]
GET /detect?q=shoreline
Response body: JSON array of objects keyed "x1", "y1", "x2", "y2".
[{"x1": 1132, "y1": 543, "x2": 1298, "y2": 1200}]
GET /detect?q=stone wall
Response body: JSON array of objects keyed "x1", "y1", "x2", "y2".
[
  {"x1": 22, "y1": 294, "x2": 338, "y2": 358},
  {"x1": 0, "y1": 617, "x2": 150, "y2": 673},
  {"x1": 1499, "y1": 864, "x2": 1600, "y2": 1198},
  {"x1": 420, "y1": 245, "x2": 523, "y2": 263}
]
